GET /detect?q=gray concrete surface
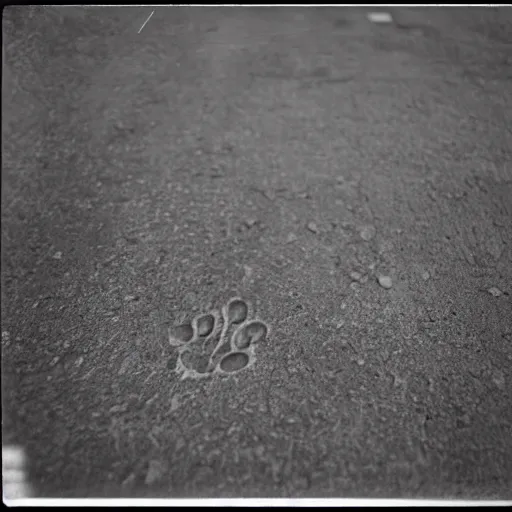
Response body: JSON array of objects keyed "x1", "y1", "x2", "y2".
[{"x1": 2, "y1": 6, "x2": 512, "y2": 499}]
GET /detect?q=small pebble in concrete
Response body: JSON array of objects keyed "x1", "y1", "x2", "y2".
[
  {"x1": 492, "y1": 368, "x2": 505, "y2": 390},
  {"x1": 378, "y1": 275, "x2": 393, "y2": 289},
  {"x1": 360, "y1": 225, "x2": 376, "y2": 241},
  {"x1": 52, "y1": 251, "x2": 62, "y2": 260},
  {"x1": 487, "y1": 287, "x2": 502, "y2": 297},
  {"x1": 422, "y1": 271, "x2": 431, "y2": 281},
  {"x1": 367, "y1": 12, "x2": 393, "y2": 23},
  {"x1": 109, "y1": 404, "x2": 128, "y2": 414},
  {"x1": 350, "y1": 271, "x2": 362, "y2": 282},
  {"x1": 244, "y1": 218, "x2": 258, "y2": 229},
  {"x1": 124, "y1": 295, "x2": 138, "y2": 302},
  {"x1": 145, "y1": 460, "x2": 165, "y2": 486},
  {"x1": 286, "y1": 232, "x2": 298, "y2": 244},
  {"x1": 122, "y1": 473, "x2": 136, "y2": 487},
  {"x1": 307, "y1": 222, "x2": 319, "y2": 234},
  {"x1": 170, "y1": 395, "x2": 181, "y2": 413}
]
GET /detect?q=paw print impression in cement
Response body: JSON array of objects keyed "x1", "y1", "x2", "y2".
[{"x1": 168, "y1": 296, "x2": 269, "y2": 380}]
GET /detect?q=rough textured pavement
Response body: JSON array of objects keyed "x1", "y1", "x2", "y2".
[{"x1": 2, "y1": 6, "x2": 512, "y2": 499}]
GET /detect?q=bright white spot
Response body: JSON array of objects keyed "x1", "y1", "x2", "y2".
[
  {"x1": 2, "y1": 445, "x2": 32, "y2": 500},
  {"x1": 2, "y1": 446, "x2": 26, "y2": 468},
  {"x1": 3, "y1": 469, "x2": 25, "y2": 482},
  {"x1": 367, "y1": 12, "x2": 393, "y2": 24}
]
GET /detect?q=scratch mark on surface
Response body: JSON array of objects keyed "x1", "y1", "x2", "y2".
[{"x1": 138, "y1": 10, "x2": 155, "y2": 34}]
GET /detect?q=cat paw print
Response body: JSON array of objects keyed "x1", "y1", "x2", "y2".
[{"x1": 168, "y1": 297, "x2": 269, "y2": 379}]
